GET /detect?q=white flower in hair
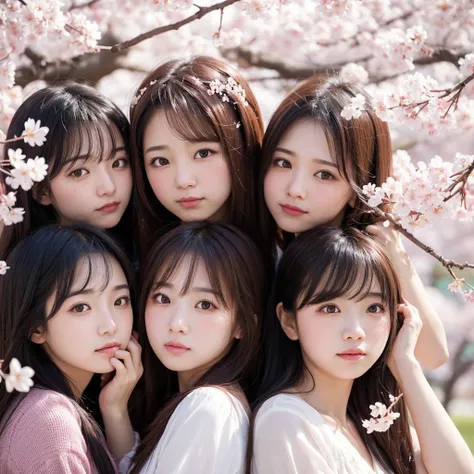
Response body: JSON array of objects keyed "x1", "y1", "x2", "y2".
[
  {"x1": 3, "y1": 358, "x2": 35, "y2": 393},
  {"x1": 22, "y1": 119, "x2": 49, "y2": 147},
  {"x1": 8, "y1": 148, "x2": 26, "y2": 167},
  {"x1": 0, "y1": 260, "x2": 9, "y2": 275}
]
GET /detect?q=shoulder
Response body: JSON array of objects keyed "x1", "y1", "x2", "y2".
[
  {"x1": 255, "y1": 393, "x2": 325, "y2": 434},
  {"x1": 1, "y1": 389, "x2": 86, "y2": 461},
  {"x1": 175, "y1": 387, "x2": 248, "y2": 425}
]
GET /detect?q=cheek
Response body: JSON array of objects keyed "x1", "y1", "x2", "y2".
[
  {"x1": 367, "y1": 317, "x2": 391, "y2": 346},
  {"x1": 205, "y1": 158, "x2": 231, "y2": 190},
  {"x1": 145, "y1": 169, "x2": 169, "y2": 197},
  {"x1": 264, "y1": 171, "x2": 282, "y2": 203},
  {"x1": 145, "y1": 306, "x2": 166, "y2": 341}
]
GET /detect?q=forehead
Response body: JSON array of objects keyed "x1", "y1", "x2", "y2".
[
  {"x1": 144, "y1": 109, "x2": 184, "y2": 146},
  {"x1": 277, "y1": 119, "x2": 333, "y2": 162},
  {"x1": 155, "y1": 256, "x2": 210, "y2": 288},
  {"x1": 71, "y1": 254, "x2": 126, "y2": 292}
]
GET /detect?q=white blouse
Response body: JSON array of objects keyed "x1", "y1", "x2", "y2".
[
  {"x1": 252, "y1": 393, "x2": 391, "y2": 474},
  {"x1": 120, "y1": 387, "x2": 249, "y2": 474}
]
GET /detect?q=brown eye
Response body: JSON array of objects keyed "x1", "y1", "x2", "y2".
[
  {"x1": 315, "y1": 170, "x2": 334, "y2": 180},
  {"x1": 196, "y1": 300, "x2": 215, "y2": 310},
  {"x1": 151, "y1": 157, "x2": 169, "y2": 167},
  {"x1": 72, "y1": 303, "x2": 90, "y2": 313},
  {"x1": 195, "y1": 149, "x2": 213, "y2": 159},
  {"x1": 154, "y1": 293, "x2": 170, "y2": 304},
  {"x1": 70, "y1": 168, "x2": 88, "y2": 178}
]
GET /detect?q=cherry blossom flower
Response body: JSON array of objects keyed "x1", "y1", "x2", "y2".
[
  {"x1": 27, "y1": 157, "x2": 48, "y2": 182},
  {"x1": 339, "y1": 63, "x2": 369, "y2": 85},
  {"x1": 362, "y1": 393, "x2": 402, "y2": 434},
  {"x1": 22, "y1": 119, "x2": 49, "y2": 147},
  {"x1": 2, "y1": 358, "x2": 35, "y2": 393},
  {"x1": 5, "y1": 162, "x2": 34, "y2": 191},
  {"x1": 0, "y1": 204, "x2": 25, "y2": 226},
  {"x1": 0, "y1": 260, "x2": 9, "y2": 275},
  {"x1": 341, "y1": 94, "x2": 366, "y2": 120},
  {"x1": 7, "y1": 148, "x2": 26, "y2": 167},
  {"x1": 448, "y1": 279, "x2": 466, "y2": 294}
]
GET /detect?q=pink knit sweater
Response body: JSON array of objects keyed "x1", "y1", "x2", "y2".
[{"x1": 0, "y1": 387, "x2": 115, "y2": 473}]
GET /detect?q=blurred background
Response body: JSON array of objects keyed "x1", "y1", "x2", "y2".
[{"x1": 2, "y1": 0, "x2": 473, "y2": 451}]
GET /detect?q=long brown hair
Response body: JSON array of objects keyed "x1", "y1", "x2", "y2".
[
  {"x1": 247, "y1": 226, "x2": 416, "y2": 474},
  {"x1": 130, "y1": 222, "x2": 264, "y2": 473},
  {"x1": 129, "y1": 56, "x2": 264, "y2": 259},
  {"x1": 258, "y1": 76, "x2": 393, "y2": 269}
]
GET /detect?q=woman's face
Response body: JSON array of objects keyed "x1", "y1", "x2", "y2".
[
  {"x1": 145, "y1": 257, "x2": 241, "y2": 388},
  {"x1": 143, "y1": 110, "x2": 232, "y2": 223},
  {"x1": 264, "y1": 119, "x2": 354, "y2": 233},
  {"x1": 40, "y1": 125, "x2": 132, "y2": 229},
  {"x1": 34, "y1": 255, "x2": 133, "y2": 393},
  {"x1": 278, "y1": 278, "x2": 391, "y2": 383}
]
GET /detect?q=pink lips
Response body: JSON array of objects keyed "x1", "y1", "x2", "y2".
[
  {"x1": 95, "y1": 343, "x2": 120, "y2": 355},
  {"x1": 164, "y1": 341, "x2": 190, "y2": 355},
  {"x1": 337, "y1": 348, "x2": 366, "y2": 361},
  {"x1": 177, "y1": 197, "x2": 203, "y2": 209},
  {"x1": 280, "y1": 204, "x2": 307, "y2": 216},
  {"x1": 97, "y1": 202, "x2": 120, "y2": 213}
]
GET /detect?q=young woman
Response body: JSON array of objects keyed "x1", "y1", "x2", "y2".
[
  {"x1": 259, "y1": 76, "x2": 447, "y2": 369},
  {"x1": 123, "y1": 222, "x2": 264, "y2": 473},
  {"x1": 0, "y1": 82, "x2": 133, "y2": 259},
  {"x1": 129, "y1": 56, "x2": 264, "y2": 258},
  {"x1": 0, "y1": 224, "x2": 142, "y2": 473},
  {"x1": 248, "y1": 226, "x2": 474, "y2": 474}
]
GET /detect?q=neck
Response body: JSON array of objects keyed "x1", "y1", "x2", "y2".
[
  {"x1": 295, "y1": 366, "x2": 353, "y2": 425},
  {"x1": 44, "y1": 345, "x2": 93, "y2": 399}
]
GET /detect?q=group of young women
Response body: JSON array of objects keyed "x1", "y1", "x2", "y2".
[{"x1": 0, "y1": 56, "x2": 472, "y2": 474}]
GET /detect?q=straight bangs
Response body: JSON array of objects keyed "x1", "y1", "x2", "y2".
[
  {"x1": 48, "y1": 251, "x2": 113, "y2": 320},
  {"x1": 147, "y1": 242, "x2": 236, "y2": 311},
  {"x1": 55, "y1": 119, "x2": 125, "y2": 175},
  {"x1": 151, "y1": 81, "x2": 221, "y2": 143},
  {"x1": 277, "y1": 227, "x2": 400, "y2": 317},
  {"x1": 299, "y1": 248, "x2": 393, "y2": 310}
]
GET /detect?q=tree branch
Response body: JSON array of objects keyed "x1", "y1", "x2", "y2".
[
  {"x1": 227, "y1": 48, "x2": 469, "y2": 82},
  {"x1": 371, "y1": 208, "x2": 474, "y2": 272},
  {"x1": 108, "y1": 0, "x2": 241, "y2": 53},
  {"x1": 69, "y1": 0, "x2": 101, "y2": 10}
]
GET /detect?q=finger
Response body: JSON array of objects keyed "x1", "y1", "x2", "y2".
[
  {"x1": 113, "y1": 349, "x2": 134, "y2": 373},
  {"x1": 133, "y1": 330, "x2": 139, "y2": 341},
  {"x1": 110, "y1": 357, "x2": 128, "y2": 381},
  {"x1": 127, "y1": 335, "x2": 143, "y2": 364}
]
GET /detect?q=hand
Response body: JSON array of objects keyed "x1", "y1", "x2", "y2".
[
  {"x1": 365, "y1": 221, "x2": 407, "y2": 263},
  {"x1": 99, "y1": 332, "x2": 143, "y2": 419},
  {"x1": 389, "y1": 299, "x2": 423, "y2": 382}
]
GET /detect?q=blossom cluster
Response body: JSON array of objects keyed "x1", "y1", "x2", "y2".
[
  {"x1": 362, "y1": 393, "x2": 402, "y2": 434},
  {"x1": 0, "y1": 119, "x2": 49, "y2": 231},
  {"x1": 362, "y1": 150, "x2": 474, "y2": 230},
  {"x1": 0, "y1": 358, "x2": 35, "y2": 393},
  {"x1": 206, "y1": 77, "x2": 249, "y2": 107},
  {"x1": 447, "y1": 279, "x2": 474, "y2": 304}
]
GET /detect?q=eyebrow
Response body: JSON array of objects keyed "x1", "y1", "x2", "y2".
[
  {"x1": 151, "y1": 281, "x2": 217, "y2": 295},
  {"x1": 63, "y1": 147, "x2": 127, "y2": 165},
  {"x1": 67, "y1": 283, "x2": 130, "y2": 299},
  {"x1": 145, "y1": 141, "x2": 220, "y2": 155},
  {"x1": 275, "y1": 147, "x2": 338, "y2": 169}
]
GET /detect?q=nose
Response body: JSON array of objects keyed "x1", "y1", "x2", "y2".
[
  {"x1": 97, "y1": 168, "x2": 117, "y2": 197},
  {"x1": 287, "y1": 170, "x2": 307, "y2": 200},
  {"x1": 175, "y1": 162, "x2": 196, "y2": 189},
  {"x1": 168, "y1": 311, "x2": 189, "y2": 335},
  {"x1": 98, "y1": 307, "x2": 118, "y2": 336},
  {"x1": 342, "y1": 313, "x2": 365, "y2": 341}
]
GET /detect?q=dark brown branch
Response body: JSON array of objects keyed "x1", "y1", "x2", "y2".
[
  {"x1": 109, "y1": 0, "x2": 241, "y2": 53},
  {"x1": 372, "y1": 207, "x2": 474, "y2": 272},
  {"x1": 69, "y1": 0, "x2": 101, "y2": 10},
  {"x1": 443, "y1": 160, "x2": 474, "y2": 206},
  {"x1": 227, "y1": 48, "x2": 469, "y2": 82}
]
